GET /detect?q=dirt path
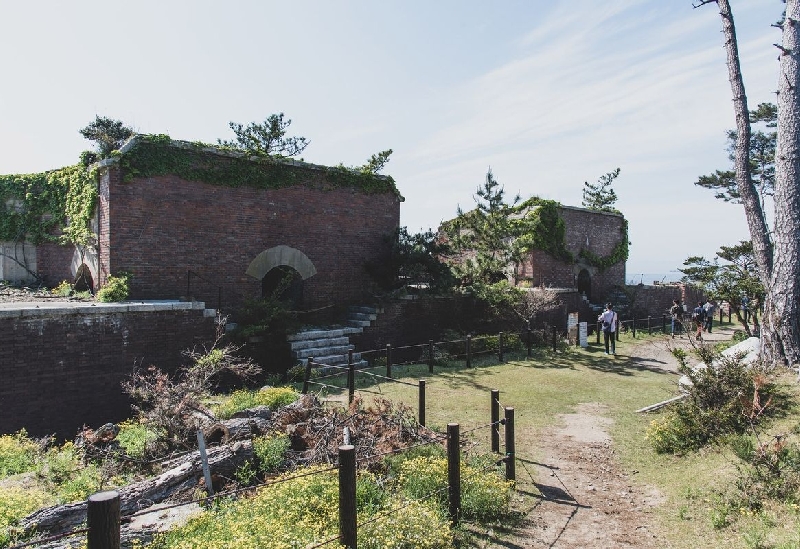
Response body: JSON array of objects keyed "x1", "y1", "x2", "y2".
[{"x1": 481, "y1": 326, "x2": 737, "y2": 549}]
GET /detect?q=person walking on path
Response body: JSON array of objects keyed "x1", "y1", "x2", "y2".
[
  {"x1": 669, "y1": 299, "x2": 683, "y2": 338},
  {"x1": 692, "y1": 301, "x2": 705, "y2": 340},
  {"x1": 703, "y1": 299, "x2": 715, "y2": 333},
  {"x1": 598, "y1": 303, "x2": 618, "y2": 355}
]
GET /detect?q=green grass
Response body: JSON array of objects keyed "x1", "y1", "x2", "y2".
[{"x1": 298, "y1": 322, "x2": 800, "y2": 549}]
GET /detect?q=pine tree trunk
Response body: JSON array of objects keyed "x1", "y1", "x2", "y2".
[{"x1": 765, "y1": 0, "x2": 800, "y2": 368}]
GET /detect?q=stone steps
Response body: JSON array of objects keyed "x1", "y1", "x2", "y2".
[{"x1": 289, "y1": 305, "x2": 381, "y2": 369}]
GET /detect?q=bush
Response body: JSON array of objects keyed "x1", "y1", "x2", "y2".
[
  {"x1": 647, "y1": 353, "x2": 777, "y2": 454},
  {"x1": 0, "y1": 430, "x2": 39, "y2": 478},
  {"x1": 0, "y1": 487, "x2": 53, "y2": 547},
  {"x1": 213, "y1": 387, "x2": 299, "y2": 420},
  {"x1": 96, "y1": 273, "x2": 130, "y2": 302},
  {"x1": 253, "y1": 434, "x2": 291, "y2": 475},
  {"x1": 51, "y1": 280, "x2": 73, "y2": 297},
  {"x1": 116, "y1": 420, "x2": 160, "y2": 459}
]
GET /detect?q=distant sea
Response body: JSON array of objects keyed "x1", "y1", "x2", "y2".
[{"x1": 627, "y1": 272, "x2": 683, "y2": 285}]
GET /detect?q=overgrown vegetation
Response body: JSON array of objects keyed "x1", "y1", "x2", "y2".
[{"x1": 96, "y1": 272, "x2": 131, "y2": 302}]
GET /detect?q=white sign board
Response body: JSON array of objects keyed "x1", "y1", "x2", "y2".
[
  {"x1": 579, "y1": 322, "x2": 588, "y2": 348},
  {"x1": 567, "y1": 312, "x2": 579, "y2": 331}
]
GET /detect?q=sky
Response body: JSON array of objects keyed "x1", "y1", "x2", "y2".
[{"x1": 0, "y1": 0, "x2": 781, "y2": 284}]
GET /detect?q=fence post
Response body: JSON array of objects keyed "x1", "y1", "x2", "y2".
[
  {"x1": 87, "y1": 491, "x2": 120, "y2": 549},
  {"x1": 447, "y1": 423, "x2": 461, "y2": 526},
  {"x1": 728, "y1": 307, "x2": 732, "y2": 323},
  {"x1": 386, "y1": 344, "x2": 392, "y2": 378},
  {"x1": 348, "y1": 350, "x2": 355, "y2": 405},
  {"x1": 491, "y1": 389, "x2": 500, "y2": 453},
  {"x1": 616, "y1": 318, "x2": 620, "y2": 341},
  {"x1": 498, "y1": 332, "x2": 504, "y2": 363},
  {"x1": 504, "y1": 407, "x2": 515, "y2": 482},
  {"x1": 596, "y1": 322, "x2": 601, "y2": 344},
  {"x1": 632, "y1": 318, "x2": 636, "y2": 338},
  {"x1": 338, "y1": 445, "x2": 357, "y2": 549},
  {"x1": 526, "y1": 327, "x2": 532, "y2": 358},
  {"x1": 418, "y1": 380, "x2": 426, "y2": 427},
  {"x1": 662, "y1": 314, "x2": 666, "y2": 334},
  {"x1": 647, "y1": 316, "x2": 652, "y2": 335},
  {"x1": 196, "y1": 431, "x2": 214, "y2": 496},
  {"x1": 466, "y1": 335, "x2": 472, "y2": 368},
  {"x1": 302, "y1": 358, "x2": 313, "y2": 394},
  {"x1": 428, "y1": 340, "x2": 434, "y2": 373},
  {"x1": 552, "y1": 325, "x2": 557, "y2": 352}
]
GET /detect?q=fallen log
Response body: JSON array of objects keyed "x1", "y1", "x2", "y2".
[{"x1": 19, "y1": 440, "x2": 253, "y2": 538}]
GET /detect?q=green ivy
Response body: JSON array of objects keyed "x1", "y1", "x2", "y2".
[
  {"x1": 116, "y1": 135, "x2": 402, "y2": 197},
  {"x1": 578, "y1": 218, "x2": 629, "y2": 271},
  {"x1": 0, "y1": 165, "x2": 96, "y2": 246},
  {"x1": 510, "y1": 198, "x2": 573, "y2": 262}
]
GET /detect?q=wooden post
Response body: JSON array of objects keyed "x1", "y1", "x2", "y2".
[
  {"x1": 428, "y1": 340, "x2": 434, "y2": 373},
  {"x1": 348, "y1": 350, "x2": 355, "y2": 405},
  {"x1": 662, "y1": 314, "x2": 666, "y2": 334},
  {"x1": 632, "y1": 318, "x2": 636, "y2": 338},
  {"x1": 526, "y1": 327, "x2": 532, "y2": 358},
  {"x1": 491, "y1": 389, "x2": 500, "y2": 453},
  {"x1": 498, "y1": 332, "x2": 504, "y2": 362},
  {"x1": 338, "y1": 445, "x2": 357, "y2": 549},
  {"x1": 504, "y1": 407, "x2": 515, "y2": 482},
  {"x1": 728, "y1": 307, "x2": 732, "y2": 322},
  {"x1": 647, "y1": 316, "x2": 652, "y2": 335},
  {"x1": 87, "y1": 491, "x2": 120, "y2": 549},
  {"x1": 466, "y1": 335, "x2": 472, "y2": 368},
  {"x1": 596, "y1": 322, "x2": 601, "y2": 344},
  {"x1": 418, "y1": 380, "x2": 426, "y2": 426},
  {"x1": 616, "y1": 318, "x2": 620, "y2": 341},
  {"x1": 552, "y1": 325, "x2": 557, "y2": 352},
  {"x1": 386, "y1": 344, "x2": 392, "y2": 378},
  {"x1": 447, "y1": 423, "x2": 461, "y2": 526},
  {"x1": 302, "y1": 358, "x2": 313, "y2": 394}
]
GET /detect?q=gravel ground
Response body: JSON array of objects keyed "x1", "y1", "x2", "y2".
[{"x1": 0, "y1": 281, "x2": 93, "y2": 304}]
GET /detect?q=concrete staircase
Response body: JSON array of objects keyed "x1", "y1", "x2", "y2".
[{"x1": 288, "y1": 305, "x2": 381, "y2": 369}]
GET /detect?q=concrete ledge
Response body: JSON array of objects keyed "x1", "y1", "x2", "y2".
[{"x1": 0, "y1": 300, "x2": 213, "y2": 318}]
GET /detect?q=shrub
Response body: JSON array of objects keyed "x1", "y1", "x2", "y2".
[
  {"x1": 116, "y1": 420, "x2": 160, "y2": 459},
  {"x1": 51, "y1": 280, "x2": 73, "y2": 297},
  {"x1": 96, "y1": 273, "x2": 129, "y2": 302},
  {"x1": 253, "y1": 434, "x2": 291, "y2": 475},
  {"x1": 0, "y1": 487, "x2": 53, "y2": 547},
  {"x1": 0, "y1": 430, "x2": 39, "y2": 478},
  {"x1": 647, "y1": 354, "x2": 775, "y2": 454},
  {"x1": 213, "y1": 387, "x2": 299, "y2": 420}
]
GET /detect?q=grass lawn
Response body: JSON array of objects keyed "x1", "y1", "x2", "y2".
[{"x1": 305, "y1": 323, "x2": 800, "y2": 549}]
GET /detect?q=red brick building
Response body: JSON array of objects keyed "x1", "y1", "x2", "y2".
[{"x1": 34, "y1": 136, "x2": 403, "y2": 313}]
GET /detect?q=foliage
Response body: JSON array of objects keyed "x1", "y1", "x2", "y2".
[
  {"x1": 0, "y1": 430, "x2": 38, "y2": 478},
  {"x1": 359, "y1": 149, "x2": 393, "y2": 175},
  {"x1": 212, "y1": 387, "x2": 299, "y2": 420},
  {"x1": 396, "y1": 455, "x2": 513, "y2": 521},
  {"x1": 695, "y1": 103, "x2": 775, "y2": 207},
  {"x1": 581, "y1": 167, "x2": 621, "y2": 212},
  {"x1": 647, "y1": 352, "x2": 777, "y2": 454},
  {"x1": 116, "y1": 420, "x2": 160, "y2": 460},
  {"x1": 118, "y1": 134, "x2": 401, "y2": 196},
  {"x1": 510, "y1": 286, "x2": 562, "y2": 329},
  {"x1": 232, "y1": 292, "x2": 300, "y2": 377},
  {"x1": 79, "y1": 116, "x2": 134, "y2": 157},
  {"x1": 0, "y1": 487, "x2": 53, "y2": 548},
  {"x1": 96, "y1": 272, "x2": 130, "y2": 302},
  {"x1": 364, "y1": 226, "x2": 456, "y2": 295},
  {"x1": 681, "y1": 241, "x2": 765, "y2": 336},
  {"x1": 0, "y1": 164, "x2": 97, "y2": 247},
  {"x1": 122, "y1": 335, "x2": 261, "y2": 453},
  {"x1": 149, "y1": 466, "x2": 451, "y2": 549},
  {"x1": 578, "y1": 218, "x2": 630, "y2": 272},
  {"x1": 217, "y1": 113, "x2": 309, "y2": 158},
  {"x1": 252, "y1": 433, "x2": 291, "y2": 475},
  {"x1": 51, "y1": 280, "x2": 73, "y2": 297}
]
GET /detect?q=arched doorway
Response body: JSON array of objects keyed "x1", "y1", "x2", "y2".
[
  {"x1": 577, "y1": 269, "x2": 591, "y2": 300},
  {"x1": 262, "y1": 266, "x2": 303, "y2": 308},
  {"x1": 73, "y1": 264, "x2": 94, "y2": 294}
]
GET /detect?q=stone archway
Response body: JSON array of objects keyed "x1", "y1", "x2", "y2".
[
  {"x1": 246, "y1": 245, "x2": 316, "y2": 307},
  {"x1": 73, "y1": 264, "x2": 94, "y2": 294},
  {"x1": 577, "y1": 268, "x2": 591, "y2": 300}
]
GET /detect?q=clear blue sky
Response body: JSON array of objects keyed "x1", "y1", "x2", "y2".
[{"x1": 0, "y1": 0, "x2": 779, "y2": 283}]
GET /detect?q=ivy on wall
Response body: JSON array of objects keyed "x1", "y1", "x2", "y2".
[
  {"x1": 511, "y1": 197, "x2": 574, "y2": 262},
  {"x1": 0, "y1": 164, "x2": 96, "y2": 246},
  {"x1": 116, "y1": 135, "x2": 402, "y2": 197},
  {"x1": 577, "y1": 218, "x2": 629, "y2": 272}
]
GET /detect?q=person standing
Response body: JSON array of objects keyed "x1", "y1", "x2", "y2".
[
  {"x1": 703, "y1": 299, "x2": 715, "y2": 333},
  {"x1": 692, "y1": 301, "x2": 705, "y2": 339},
  {"x1": 598, "y1": 303, "x2": 617, "y2": 355},
  {"x1": 669, "y1": 299, "x2": 683, "y2": 338}
]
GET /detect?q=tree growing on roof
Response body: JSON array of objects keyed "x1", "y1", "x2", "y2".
[
  {"x1": 218, "y1": 113, "x2": 309, "y2": 157},
  {"x1": 79, "y1": 115, "x2": 134, "y2": 159},
  {"x1": 581, "y1": 168, "x2": 620, "y2": 213}
]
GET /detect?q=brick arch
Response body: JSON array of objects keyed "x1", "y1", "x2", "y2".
[{"x1": 245, "y1": 245, "x2": 317, "y2": 280}]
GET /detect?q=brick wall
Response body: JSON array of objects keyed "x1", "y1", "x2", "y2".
[
  {"x1": 100, "y1": 165, "x2": 400, "y2": 313},
  {"x1": 0, "y1": 303, "x2": 216, "y2": 439},
  {"x1": 518, "y1": 206, "x2": 626, "y2": 303},
  {"x1": 625, "y1": 283, "x2": 705, "y2": 319}
]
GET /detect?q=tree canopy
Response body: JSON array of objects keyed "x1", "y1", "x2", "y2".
[
  {"x1": 581, "y1": 168, "x2": 620, "y2": 212},
  {"x1": 79, "y1": 116, "x2": 134, "y2": 158},
  {"x1": 218, "y1": 113, "x2": 309, "y2": 157}
]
